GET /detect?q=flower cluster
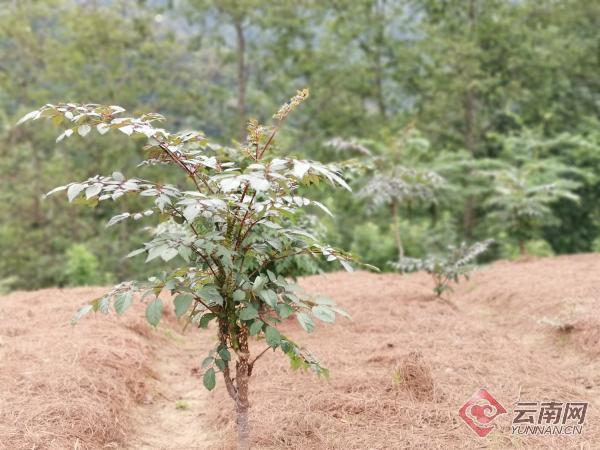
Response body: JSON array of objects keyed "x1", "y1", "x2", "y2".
[
  {"x1": 273, "y1": 88, "x2": 310, "y2": 121},
  {"x1": 247, "y1": 118, "x2": 268, "y2": 146}
]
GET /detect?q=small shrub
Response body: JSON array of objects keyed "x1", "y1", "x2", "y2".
[
  {"x1": 503, "y1": 238, "x2": 555, "y2": 260},
  {"x1": 350, "y1": 222, "x2": 396, "y2": 270},
  {"x1": 63, "y1": 244, "x2": 102, "y2": 286},
  {"x1": 0, "y1": 276, "x2": 19, "y2": 294},
  {"x1": 20, "y1": 89, "x2": 370, "y2": 448},
  {"x1": 484, "y1": 162, "x2": 581, "y2": 255},
  {"x1": 392, "y1": 240, "x2": 493, "y2": 297},
  {"x1": 330, "y1": 130, "x2": 446, "y2": 261}
]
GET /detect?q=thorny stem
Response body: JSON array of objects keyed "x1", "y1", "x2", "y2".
[
  {"x1": 248, "y1": 249, "x2": 309, "y2": 279},
  {"x1": 193, "y1": 296, "x2": 220, "y2": 316},
  {"x1": 235, "y1": 192, "x2": 256, "y2": 250},
  {"x1": 257, "y1": 118, "x2": 287, "y2": 160},
  {"x1": 157, "y1": 141, "x2": 214, "y2": 194},
  {"x1": 237, "y1": 216, "x2": 263, "y2": 250},
  {"x1": 182, "y1": 302, "x2": 198, "y2": 332},
  {"x1": 167, "y1": 205, "x2": 219, "y2": 279},
  {"x1": 219, "y1": 321, "x2": 239, "y2": 400},
  {"x1": 249, "y1": 346, "x2": 271, "y2": 370},
  {"x1": 154, "y1": 99, "x2": 296, "y2": 450}
]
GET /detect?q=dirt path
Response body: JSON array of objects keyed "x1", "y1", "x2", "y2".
[{"x1": 127, "y1": 328, "x2": 215, "y2": 450}]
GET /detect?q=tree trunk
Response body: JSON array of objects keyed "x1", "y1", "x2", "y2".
[
  {"x1": 234, "y1": 18, "x2": 247, "y2": 143},
  {"x1": 519, "y1": 239, "x2": 526, "y2": 257},
  {"x1": 235, "y1": 327, "x2": 251, "y2": 449},
  {"x1": 391, "y1": 200, "x2": 404, "y2": 260},
  {"x1": 462, "y1": 197, "x2": 476, "y2": 240},
  {"x1": 373, "y1": 0, "x2": 386, "y2": 119},
  {"x1": 218, "y1": 318, "x2": 252, "y2": 449},
  {"x1": 235, "y1": 398, "x2": 250, "y2": 450},
  {"x1": 462, "y1": 0, "x2": 478, "y2": 240}
]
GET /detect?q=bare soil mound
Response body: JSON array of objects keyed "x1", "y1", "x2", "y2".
[
  {"x1": 0, "y1": 287, "x2": 158, "y2": 449},
  {"x1": 1, "y1": 254, "x2": 599, "y2": 449}
]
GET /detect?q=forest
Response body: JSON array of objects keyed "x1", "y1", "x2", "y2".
[{"x1": 1, "y1": 0, "x2": 599, "y2": 291}]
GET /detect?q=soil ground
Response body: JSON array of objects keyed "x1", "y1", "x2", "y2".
[
  {"x1": 1, "y1": 254, "x2": 599, "y2": 449},
  {"x1": 127, "y1": 329, "x2": 215, "y2": 449}
]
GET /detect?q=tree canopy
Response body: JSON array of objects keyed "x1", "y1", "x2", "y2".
[{"x1": 1, "y1": 0, "x2": 599, "y2": 290}]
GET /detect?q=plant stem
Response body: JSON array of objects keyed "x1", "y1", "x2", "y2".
[
  {"x1": 249, "y1": 346, "x2": 270, "y2": 369},
  {"x1": 234, "y1": 326, "x2": 251, "y2": 450},
  {"x1": 391, "y1": 199, "x2": 404, "y2": 260},
  {"x1": 157, "y1": 141, "x2": 214, "y2": 194}
]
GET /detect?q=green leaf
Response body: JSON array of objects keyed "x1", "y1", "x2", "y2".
[
  {"x1": 265, "y1": 326, "x2": 282, "y2": 348},
  {"x1": 67, "y1": 183, "x2": 85, "y2": 202},
  {"x1": 312, "y1": 305, "x2": 335, "y2": 323},
  {"x1": 146, "y1": 245, "x2": 167, "y2": 262},
  {"x1": 145, "y1": 298, "x2": 163, "y2": 327},
  {"x1": 315, "y1": 296, "x2": 335, "y2": 305},
  {"x1": 71, "y1": 303, "x2": 93, "y2": 325},
  {"x1": 330, "y1": 306, "x2": 351, "y2": 319},
  {"x1": 339, "y1": 259, "x2": 354, "y2": 272},
  {"x1": 203, "y1": 368, "x2": 216, "y2": 391},
  {"x1": 258, "y1": 289, "x2": 278, "y2": 308},
  {"x1": 197, "y1": 285, "x2": 223, "y2": 305},
  {"x1": 91, "y1": 297, "x2": 110, "y2": 314},
  {"x1": 174, "y1": 293, "x2": 194, "y2": 318},
  {"x1": 218, "y1": 348, "x2": 231, "y2": 361},
  {"x1": 183, "y1": 203, "x2": 201, "y2": 222},
  {"x1": 78, "y1": 124, "x2": 91, "y2": 137},
  {"x1": 252, "y1": 275, "x2": 266, "y2": 292},
  {"x1": 249, "y1": 319, "x2": 264, "y2": 336},
  {"x1": 114, "y1": 292, "x2": 133, "y2": 316},
  {"x1": 160, "y1": 246, "x2": 179, "y2": 262},
  {"x1": 214, "y1": 358, "x2": 225, "y2": 371},
  {"x1": 85, "y1": 184, "x2": 102, "y2": 199},
  {"x1": 277, "y1": 303, "x2": 294, "y2": 319},
  {"x1": 233, "y1": 289, "x2": 246, "y2": 301},
  {"x1": 199, "y1": 313, "x2": 216, "y2": 329},
  {"x1": 178, "y1": 246, "x2": 192, "y2": 262},
  {"x1": 201, "y1": 356, "x2": 213, "y2": 369},
  {"x1": 239, "y1": 304, "x2": 259, "y2": 321},
  {"x1": 126, "y1": 247, "x2": 146, "y2": 258},
  {"x1": 296, "y1": 312, "x2": 314, "y2": 333}
]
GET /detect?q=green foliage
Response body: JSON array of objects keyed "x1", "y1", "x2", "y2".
[
  {"x1": 502, "y1": 239, "x2": 555, "y2": 260},
  {"x1": 483, "y1": 158, "x2": 583, "y2": 255},
  {"x1": 62, "y1": 244, "x2": 105, "y2": 287},
  {"x1": 0, "y1": 276, "x2": 19, "y2": 295},
  {"x1": 349, "y1": 222, "x2": 396, "y2": 270},
  {"x1": 2, "y1": 0, "x2": 600, "y2": 293},
  {"x1": 338, "y1": 129, "x2": 447, "y2": 261},
  {"x1": 394, "y1": 240, "x2": 493, "y2": 297}
]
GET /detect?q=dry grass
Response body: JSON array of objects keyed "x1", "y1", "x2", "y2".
[
  {"x1": 206, "y1": 255, "x2": 600, "y2": 449},
  {"x1": 394, "y1": 351, "x2": 435, "y2": 402},
  {"x1": 2, "y1": 254, "x2": 600, "y2": 449},
  {"x1": 0, "y1": 287, "x2": 159, "y2": 449}
]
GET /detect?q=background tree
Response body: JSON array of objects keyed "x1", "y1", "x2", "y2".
[
  {"x1": 484, "y1": 160, "x2": 582, "y2": 256},
  {"x1": 350, "y1": 129, "x2": 446, "y2": 261},
  {"x1": 2, "y1": 0, "x2": 600, "y2": 289}
]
